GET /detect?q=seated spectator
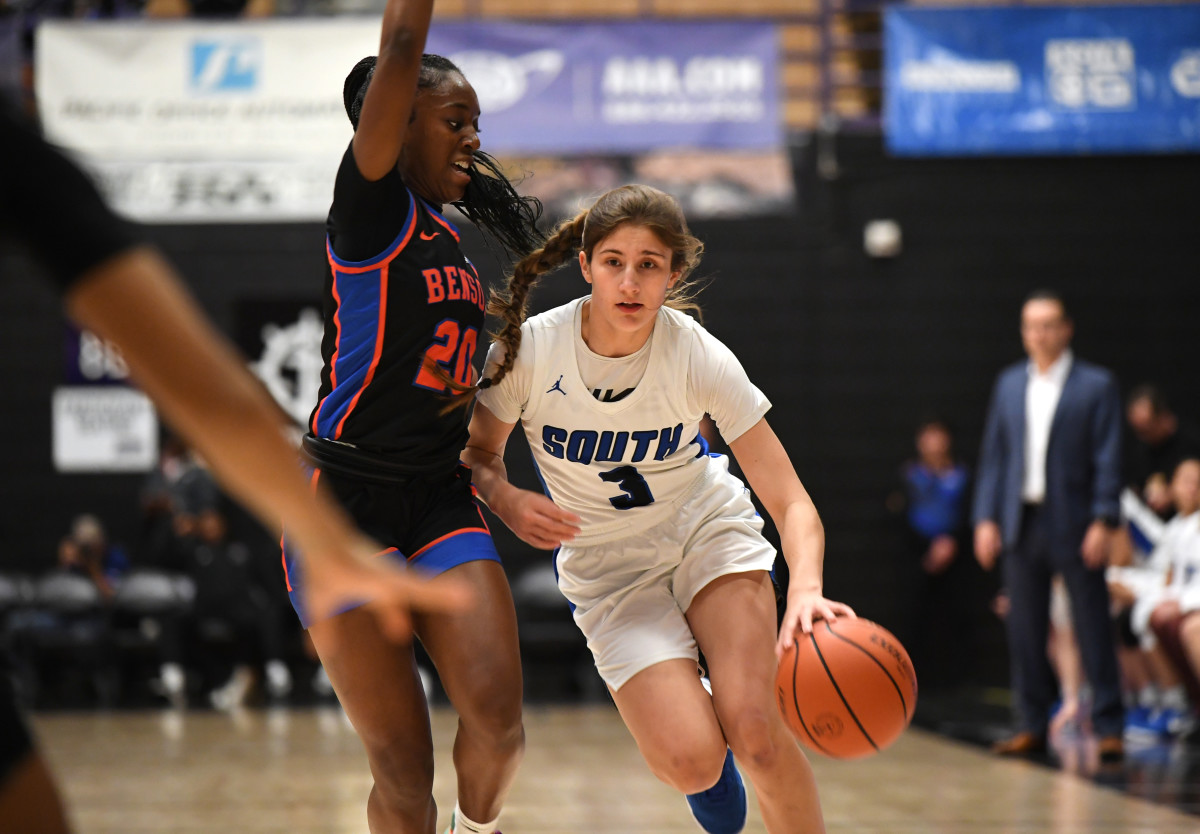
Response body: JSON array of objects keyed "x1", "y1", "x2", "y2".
[
  {"x1": 138, "y1": 436, "x2": 219, "y2": 564},
  {"x1": 887, "y1": 417, "x2": 975, "y2": 689},
  {"x1": 1125, "y1": 384, "x2": 1200, "y2": 519},
  {"x1": 168, "y1": 508, "x2": 290, "y2": 709},
  {"x1": 57, "y1": 514, "x2": 129, "y2": 601},
  {"x1": 1133, "y1": 458, "x2": 1200, "y2": 738}
]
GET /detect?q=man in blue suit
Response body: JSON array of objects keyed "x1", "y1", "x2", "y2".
[{"x1": 973, "y1": 290, "x2": 1125, "y2": 760}]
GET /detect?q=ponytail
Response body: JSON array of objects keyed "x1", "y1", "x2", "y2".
[{"x1": 435, "y1": 211, "x2": 586, "y2": 412}]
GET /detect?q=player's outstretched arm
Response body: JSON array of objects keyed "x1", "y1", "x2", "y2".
[
  {"x1": 463, "y1": 402, "x2": 580, "y2": 550},
  {"x1": 65, "y1": 246, "x2": 470, "y2": 642},
  {"x1": 351, "y1": 0, "x2": 434, "y2": 180},
  {"x1": 729, "y1": 417, "x2": 855, "y2": 657}
]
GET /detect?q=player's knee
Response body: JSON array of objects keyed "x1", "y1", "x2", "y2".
[
  {"x1": 455, "y1": 684, "x2": 524, "y2": 749},
  {"x1": 722, "y1": 708, "x2": 780, "y2": 771},
  {"x1": 1149, "y1": 608, "x2": 1177, "y2": 635},
  {"x1": 364, "y1": 738, "x2": 435, "y2": 805},
  {"x1": 647, "y1": 742, "x2": 725, "y2": 794}
]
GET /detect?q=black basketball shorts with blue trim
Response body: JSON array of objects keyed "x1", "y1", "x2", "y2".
[{"x1": 282, "y1": 463, "x2": 499, "y2": 628}]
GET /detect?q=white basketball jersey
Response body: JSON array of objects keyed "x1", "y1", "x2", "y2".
[{"x1": 478, "y1": 297, "x2": 770, "y2": 545}]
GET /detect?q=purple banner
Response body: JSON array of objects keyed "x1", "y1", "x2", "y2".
[{"x1": 425, "y1": 21, "x2": 781, "y2": 154}]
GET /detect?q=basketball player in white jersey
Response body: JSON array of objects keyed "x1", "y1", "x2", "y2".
[{"x1": 456, "y1": 185, "x2": 853, "y2": 834}]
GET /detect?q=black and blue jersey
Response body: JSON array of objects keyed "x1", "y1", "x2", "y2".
[{"x1": 307, "y1": 144, "x2": 487, "y2": 477}]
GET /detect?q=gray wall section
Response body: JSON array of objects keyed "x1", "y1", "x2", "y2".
[{"x1": 3, "y1": 136, "x2": 1199, "y2": 689}]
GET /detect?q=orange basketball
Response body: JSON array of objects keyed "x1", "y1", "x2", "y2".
[{"x1": 775, "y1": 618, "x2": 917, "y2": 760}]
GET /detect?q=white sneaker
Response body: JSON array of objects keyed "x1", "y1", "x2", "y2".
[
  {"x1": 265, "y1": 660, "x2": 292, "y2": 699},
  {"x1": 210, "y1": 666, "x2": 255, "y2": 711},
  {"x1": 151, "y1": 663, "x2": 187, "y2": 709}
]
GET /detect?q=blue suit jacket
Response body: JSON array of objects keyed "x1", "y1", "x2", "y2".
[{"x1": 971, "y1": 357, "x2": 1122, "y2": 559}]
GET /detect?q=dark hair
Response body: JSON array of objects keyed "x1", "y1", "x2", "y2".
[
  {"x1": 915, "y1": 415, "x2": 954, "y2": 439},
  {"x1": 342, "y1": 53, "x2": 543, "y2": 258},
  {"x1": 1127, "y1": 383, "x2": 1171, "y2": 416},
  {"x1": 1023, "y1": 288, "x2": 1070, "y2": 320},
  {"x1": 430, "y1": 185, "x2": 704, "y2": 412}
]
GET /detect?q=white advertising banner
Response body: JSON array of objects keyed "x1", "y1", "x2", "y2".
[
  {"x1": 34, "y1": 19, "x2": 790, "y2": 221},
  {"x1": 52, "y1": 387, "x2": 159, "y2": 473},
  {"x1": 36, "y1": 19, "x2": 376, "y2": 162},
  {"x1": 86, "y1": 158, "x2": 341, "y2": 223}
]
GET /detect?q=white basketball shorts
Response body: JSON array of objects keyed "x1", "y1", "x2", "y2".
[{"x1": 555, "y1": 456, "x2": 777, "y2": 691}]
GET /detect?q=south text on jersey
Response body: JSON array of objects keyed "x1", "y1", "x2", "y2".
[{"x1": 541, "y1": 423, "x2": 688, "y2": 465}]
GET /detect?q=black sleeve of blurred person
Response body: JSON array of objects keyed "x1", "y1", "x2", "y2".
[{"x1": 0, "y1": 96, "x2": 142, "y2": 289}]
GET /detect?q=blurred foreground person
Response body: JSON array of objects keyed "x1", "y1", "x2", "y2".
[{"x1": 0, "y1": 94, "x2": 469, "y2": 834}]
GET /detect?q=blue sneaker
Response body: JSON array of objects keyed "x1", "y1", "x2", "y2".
[
  {"x1": 1123, "y1": 706, "x2": 1159, "y2": 741},
  {"x1": 685, "y1": 748, "x2": 747, "y2": 834}
]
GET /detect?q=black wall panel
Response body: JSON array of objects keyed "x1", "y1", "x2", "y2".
[{"x1": 3, "y1": 135, "x2": 1199, "y2": 689}]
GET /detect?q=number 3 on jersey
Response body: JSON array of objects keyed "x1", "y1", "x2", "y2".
[
  {"x1": 600, "y1": 465, "x2": 655, "y2": 510},
  {"x1": 414, "y1": 319, "x2": 478, "y2": 392}
]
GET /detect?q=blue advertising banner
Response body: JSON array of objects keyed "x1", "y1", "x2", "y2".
[
  {"x1": 884, "y1": 5, "x2": 1200, "y2": 155},
  {"x1": 425, "y1": 20, "x2": 781, "y2": 154}
]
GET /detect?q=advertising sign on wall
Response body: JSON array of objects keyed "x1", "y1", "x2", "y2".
[
  {"x1": 52, "y1": 387, "x2": 158, "y2": 473},
  {"x1": 884, "y1": 4, "x2": 1200, "y2": 155},
  {"x1": 36, "y1": 19, "x2": 783, "y2": 221}
]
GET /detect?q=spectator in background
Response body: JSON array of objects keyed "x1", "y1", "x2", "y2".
[
  {"x1": 167, "y1": 508, "x2": 290, "y2": 709},
  {"x1": 56, "y1": 514, "x2": 129, "y2": 601},
  {"x1": 1125, "y1": 384, "x2": 1200, "y2": 519},
  {"x1": 887, "y1": 417, "x2": 974, "y2": 689},
  {"x1": 137, "y1": 435, "x2": 219, "y2": 564},
  {"x1": 973, "y1": 289, "x2": 1125, "y2": 760}
]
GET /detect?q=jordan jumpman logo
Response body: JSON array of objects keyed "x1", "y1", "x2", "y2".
[{"x1": 546, "y1": 374, "x2": 567, "y2": 396}]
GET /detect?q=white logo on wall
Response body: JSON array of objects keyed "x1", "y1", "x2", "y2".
[
  {"x1": 88, "y1": 159, "x2": 338, "y2": 223},
  {"x1": 601, "y1": 55, "x2": 766, "y2": 123},
  {"x1": 899, "y1": 58, "x2": 1020, "y2": 93},
  {"x1": 190, "y1": 39, "x2": 262, "y2": 94},
  {"x1": 450, "y1": 50, "x2": 565, "y2": 113},
  {"x1": 1171, "y1": 51, "x2": 1200, "y2": 98},
  {"x1": 1046, "y1": 39, "x2": 1136, "y2": 110},
  {"x1": 251, "y1": 307, "x2": 324, "y2": 425}
]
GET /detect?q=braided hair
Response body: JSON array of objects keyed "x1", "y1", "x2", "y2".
[
  {"x1": 342, "y1": 54, "x2": 544, "y2": 259},
  {"x1": 437, "y1": 184, "x2": 705, "y2": 412}
]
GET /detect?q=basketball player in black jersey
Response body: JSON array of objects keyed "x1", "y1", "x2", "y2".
[
  {"x1": 278, "y1": 2, "x2": 547, "y2": 833},
  {"x1": 0, "y1": 95, "x2": 469, "y2": 834}
]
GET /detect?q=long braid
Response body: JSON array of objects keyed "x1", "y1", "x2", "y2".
[
  {"x1": 484, "y1": 212, "x2": 588, "y2": 390},
  {"x1": 433, "y1": 212, "x2": 586, "y2": 413}
]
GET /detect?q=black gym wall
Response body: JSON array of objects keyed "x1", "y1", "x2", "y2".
[{"x1": 3, "y1": 135, "x2": 1198, "y2": 691}]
